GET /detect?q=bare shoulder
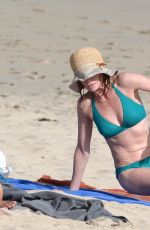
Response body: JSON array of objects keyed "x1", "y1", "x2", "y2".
[
  {"x1": 77, "y1": 92, "x2": 93, "y2": 120},
  {"x1": 116, "y1": 72, "x2": 138, "y2": 89},
  {"x1": 116, "y1": 72, "x2": 150, "y2": 92}
]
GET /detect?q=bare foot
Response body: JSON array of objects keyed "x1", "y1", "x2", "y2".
[
  {"x1": 0, "y1": 184, "x2": 16, "y2": 209},
  {"x1": 0, "y1": 200, "x2": 16, "y2": 209}
]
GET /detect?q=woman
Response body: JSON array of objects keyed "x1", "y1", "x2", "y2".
[{"x1": 68, "y1": 47, "x2": 150, "y2": 195}]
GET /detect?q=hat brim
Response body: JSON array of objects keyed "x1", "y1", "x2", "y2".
[{"x1": 69, "y1": 66, "x2": 117, "y2": 93}]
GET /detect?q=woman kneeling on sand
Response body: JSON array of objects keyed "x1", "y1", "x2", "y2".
[{"x1": 68, "y1": 47, "x2": 150, "y2": 195}]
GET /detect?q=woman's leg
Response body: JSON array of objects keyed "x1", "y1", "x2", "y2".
[
  {"x1": 118, "y1": 168, "x2": 150, "y2": 195},
  {"x1": 0, "y1": 184, "x2": 16, "y2": 209}
]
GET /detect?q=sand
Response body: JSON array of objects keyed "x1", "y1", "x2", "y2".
[{"x1": 0, "y1": 0, "x2": 149, "y2": 229}]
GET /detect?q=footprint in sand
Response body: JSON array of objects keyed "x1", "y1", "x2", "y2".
[
  {"x1": 27, "y1": 76, "x2": 35, "y2": 80},
  {"x1": 97, "y1": 20, "x2": 111, "y2": 25},
  {"x1": 38, "y1": 118, "x2": 58, "y2": 122},
  {"x1": 138, "y1": 49, "x2": 144, "y2": 53},
  {"x1": 32, "y1": 8, "x2": 45, "y2": 13},
  {"x1": 31, "y1": 71, "x2": 38, "y2": 75},
  {"x1": 0, "y1": 95, "x2": 8, "y2": 98},
  {"x1": 9, "y1": 69, "x2": 21, "y2": 75},
  {"x1": 62, "y1": 80, "x2": 69, "y2": 83},
  {"x1": 64, "y1": 36, "x2": 71, "y2": 40},
  {"x1": 38, "y1": 75, "x2": 46, "y2": 79},
  {"x1": 73, "y1": 36, "x2": 89, "y2": 41},
  {"x1": 13, "y1": 105, "x2": 21, "y2": 109},
  {"x1": 56, "y1": 87, "x2": 66, "y2": 95},
  {"x1": 138, "y1": 30, "x2": 150, "y2": 34},
  {"x1": 107, "y1": 42, "x2": 114, "y2": 46},
  {"x1": 62, "y1": 73, "x2": 68, "y2": 77},
  {"x1": 77, "y1": 16, "x2": 88, "y2": 20},
  {"x1": 119, "y1": 26, "x2": 134, "y2": 31},
  {"x1": 57, "y1": 49, "x2": 71, "y2": 53},
  {"x1": 122, "y1": 55, "x2": 131, "y2": 59},
  {"x1": 120, "y1": 48, "x2": 128, "y2": 52}
]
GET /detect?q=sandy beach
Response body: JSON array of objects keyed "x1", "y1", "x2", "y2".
[{"x1": 0, "y1": 0, "x2": 150, "y2": 229}]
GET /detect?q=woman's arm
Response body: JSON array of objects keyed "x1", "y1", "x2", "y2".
[
  {"x1": 69, "y1": 96, "x2": 93, "y2": 191},
  {"x1": 118, "y1": 72, "x2": 150, "y2": 92}
]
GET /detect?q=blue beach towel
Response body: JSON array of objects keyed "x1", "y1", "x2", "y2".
[{"x1": 3, "y1": 178, "x2": 150, "y2": 207}]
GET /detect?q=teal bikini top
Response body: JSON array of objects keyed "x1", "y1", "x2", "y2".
[{"x1": 92, "y1": 83, "x2": 147, "y2": 139}]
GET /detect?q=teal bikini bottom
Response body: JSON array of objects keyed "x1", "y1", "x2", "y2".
[{"x1": 116, "y1": 156, "x2": 150, "y2": 179}]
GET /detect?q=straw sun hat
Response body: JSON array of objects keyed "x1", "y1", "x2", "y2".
[{"x1": 69, "y1": 47, "x2": 117, "y2": 93}]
